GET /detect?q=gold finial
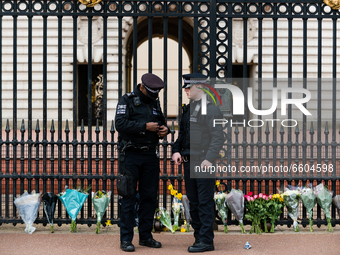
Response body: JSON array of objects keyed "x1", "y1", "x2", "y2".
[
  {"x1": 324, "y1": 0, "x2": 340, "y2": 9},
  {"x1": 78, "y1": 0, "x2": 102, "y2": 8}
]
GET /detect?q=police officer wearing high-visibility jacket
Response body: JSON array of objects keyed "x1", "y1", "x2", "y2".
[
  {"x1": 172, "y1": 73, "x2": 224, "y2": 253},
  {"x1": 115, "y1": 73, "x2": 169, "y2": 252}
]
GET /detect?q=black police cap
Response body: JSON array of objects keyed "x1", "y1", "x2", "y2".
[
  {"x1": 141, "y1": 73, "x2": 165, "y2": 99},
  {"x1": 182, "y1": 73, "x2": 208, "y2": 88}
]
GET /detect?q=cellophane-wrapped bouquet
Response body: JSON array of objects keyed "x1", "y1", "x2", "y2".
[
  {"x1": 42, "y1": 192, "x2": 58, "y2": 233},
  {"x1": 181, "y1": 195, "x2": 191, "y2": 232},
  {"x1": 168, "y1": 184, "x2": 183, "y2": 231},
  {"x1": 314, "y1": 183, "x2": 333, "y2": 232},
  {"x1": 156, "y1": 207, "x2": 175, "y2": 233},
  {"x1": 300, "y1": 184, "x2": 316, "y2": 232},
  {"x1": 280, "y1": 186, "x2": 300, "y2": 232},
  {"x1": 58, "y1": 185, "x2": 90, "y2": 232},
  {"x1": 92, "y1": 190, "x2": 111, "y2": 234},
  {"x1": 214, "y1": 191, "x2": 228, "y2": 233},
  {"x1": 14, "y1": 190, "x2": 41, "y2": 234},
  {"x1": 225, "y1": 189, "x2": 245, "y2": 233}
]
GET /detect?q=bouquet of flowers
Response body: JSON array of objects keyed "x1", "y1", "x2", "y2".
[
  {"x1": 225, "y1": 189, "x2": 245, "y2": 233},
  {"x1": 214, "y1": 191, "x2": 228, "y2": 233},
  {"x1": 280, "y1": 186, "x2": 300, "y2": 232},
  {"x1": 314, "y1": 183, "x2": 333, "y2": 232},
  {"x1": 92, "y1": 190, "x2": 111, "y2": 234},
  {"x1": 181, "y1": 195, "x2": 191, "y2": 232},
  {"x1": 42, "y1": 192, "x2": 58, "y2": 233},
  {"x1": 58, "y1": 185, "x2": 91, "y2": 232},
  {"x1": 14, "y1": 190, "x2": 41, "y2": 234},
  {"x1": 300, "y1": 184, "x2": 316, "y2": 232},
  {"x1": 332, "y1": 195, "x2": 340, "y2": 217},
  {"x1": 244, "y1": 192, "x2": 267, "y2": 234},
  {"x1": 265, "y1": 194, "x2": 284, "y2": 233},
  {"x1": 168, "y1": 184, "x2": 183, "y2": 231},
  {"x1": 156, "y1": 207, "x2": 175, "y2": 233}
]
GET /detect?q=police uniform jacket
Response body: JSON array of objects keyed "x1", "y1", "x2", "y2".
[
  {"x1": 172, "y1": 99, "x2": 224, "y2": 163},
  {"x1": 115, "y1": 84, "x2": 168, "y2": 148}
]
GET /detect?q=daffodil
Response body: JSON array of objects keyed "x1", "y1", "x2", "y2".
[
  {"x1": 177, "y1": 193, "x2": 182, "y2": 201},
  {"x1": 106, "y1": 220, "x2": 112, "y2": 226},
  {"x1": 168, "y1": 184, "x2": 173, "y2": 190},
  {"x1": 181, "y1": 227, "x2": 186, "y2": 232},
  {"x1": 171, "y1": 189, "x2": 177, "y2": 196},
  {"x1": 216, "y1": 180, "x2": 220, "y2": 188}
]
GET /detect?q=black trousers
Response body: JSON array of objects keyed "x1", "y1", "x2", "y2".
[
  {"x1": 184, "y1": 161, "x2": 215, "y2": 245},
  {"x1": 120, "y1": 150, "x2": 159, "y2": 242}
]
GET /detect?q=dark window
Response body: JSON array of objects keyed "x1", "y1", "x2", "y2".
[{"x1": 78, "y1": 64, "x2": 103, "y2": 126}]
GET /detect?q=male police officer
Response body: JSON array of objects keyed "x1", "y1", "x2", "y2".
[
  {"x1": 115, "y1": 73, "x2": 169, "y2": 252},
  {"x1": 172, "y1": 73, "x2": 224, "y2": 253}
]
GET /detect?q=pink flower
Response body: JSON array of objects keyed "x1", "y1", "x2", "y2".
[
  {"x1": 250, "y1": 197, "x2": 254, "y2": 201},
  {"x1": 248, "y1": 192, "x2": 253, "y2": 196},
  {"x1": 245, "y1": 195, "x2": 248, "y2": 199},
  {"x1": 247, "y1": 196, "x2": 251, "y2": 202},
  {"x1": 259, "y1": 193, "x2": 263, "y2": 198},
  {"x1": 265, "y1": 196, "x2": 269, "y2": 201},
  {"x1": 269, "y1": 195, "x2": 272, "y2": 199},
  {"x1": 254, "y1": 195, "x2": 258, "y2": 199}
]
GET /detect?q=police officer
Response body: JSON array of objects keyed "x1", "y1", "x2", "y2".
[
  {"x1": 172, "y1": 73, "x2": 224, "y2": 253},
  {"x1": 115, "y1": 73, "x2": 169, "y2": 252}
]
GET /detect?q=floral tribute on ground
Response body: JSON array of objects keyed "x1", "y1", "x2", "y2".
[
  {"x1": 214, "y1": 181, "x2": 228, "y2": 233},
  {"x1": 14, "y1": 190, "x2": 41, "y2": 234},
  {"x1": 92, "y1": 190, "x2": 111, "y2": 234},
  {"x1": 58, "y1": 185, "x2": 91, "y2": 232}
]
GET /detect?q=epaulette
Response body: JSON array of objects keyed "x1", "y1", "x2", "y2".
[{"x1": 126, "y1": 92, "x2": 135, "y2": 97}]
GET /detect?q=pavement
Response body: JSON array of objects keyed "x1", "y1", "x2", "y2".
[{"x1": 0, "y1": 224, "x2": 338, "y2": 255}]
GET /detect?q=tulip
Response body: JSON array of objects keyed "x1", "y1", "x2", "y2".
[
  {"x1": 269, "y1": 195, "x2": 272, "y2": 199},
  {"x1": 254, "y1": 195, "x2": 258, "y2": 199},
  {"x1": 248, "y1": 192, "x2": 253, "y2": 196},
  {"x1": 245, "y1": 195, "x2": 248, "y2": 199}
]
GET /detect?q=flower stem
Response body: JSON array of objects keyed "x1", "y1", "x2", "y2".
[
  {"x1": 264, "y1": 220, "x2": 268, "y2": 233},
  {"x1": 223, "y1": 219, "x2": 228, "y2": 233},
  {"x1": 270, "y1": 220, "x2": 275, "y2": 233},
  {"x1": 309, "y1": 218, "x2": 313, "y2": 232},
  {"x1": 70, "y1": 220, "x2": 78, "y2": 233},
  {"x1": 327, "y1": 218, "x2": 333, "y2": 232},
  {"x1": 50, "y1": 224, "x2": 54, "y2": 233},
  {"x1": 239, "y1": 222, "x2": 245, "y2": 234},
  {"x1": 95, "y1": 222, "x2": 101, "y2": 234},
  {"x1": 187, "y1": 225, "x2": 190, "y2": 232}
]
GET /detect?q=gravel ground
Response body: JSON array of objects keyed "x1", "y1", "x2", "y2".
[{"x1": 0, "y1": 224, "x2": 338, "y2": 255}]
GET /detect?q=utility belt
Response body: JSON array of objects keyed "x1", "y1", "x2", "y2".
[{"x1": 119, "y1": 140, "x2": 155, "y2": 153}]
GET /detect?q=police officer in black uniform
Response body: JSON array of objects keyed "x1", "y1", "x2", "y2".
[
  {"x1": 115, "y1": 73, "x2": 169, "y2": 252},
  {"x1": 172, "y1": 73, "x2": 224, "y2": 253}
]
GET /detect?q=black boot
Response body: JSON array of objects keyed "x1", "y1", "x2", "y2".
[
  {"x1": 188, "y1": 242, "x2": 214, "y2": 253},
  {"x1": 120, "y1": 241, "x2": 135, "y2": 252},
  {"x1": 139, "y1": 238, "x2": 162, "y2": 248}
]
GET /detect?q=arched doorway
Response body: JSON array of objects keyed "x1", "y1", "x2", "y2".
[{"x1": 125, "y1": 17, "x2": 194, "y2": 118}]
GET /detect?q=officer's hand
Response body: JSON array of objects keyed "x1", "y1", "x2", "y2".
[
  {"x1": 201, "y1": 159, "x2": 212, "y2": 168},
  {"x1": 146, "y1": 122, "x2": 159, "y2": 132},
  {"x1": 172, "y1": 152, "x2": 183, "y2": 165},
  {"x1": 158, "y1": 125, "x2": 168, "y2": 137}
]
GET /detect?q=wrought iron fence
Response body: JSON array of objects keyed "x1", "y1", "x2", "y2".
[{"x1": 1, "y1": 0, "x2": 340, "y2": 229}]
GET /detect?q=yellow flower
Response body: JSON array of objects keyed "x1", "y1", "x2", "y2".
[
  {"x1": 157, "y1": 216, "x2": 160, "y2": 220},
  {"x1": 163, "y1": 227, "x2": 168, "y2": 232},
  {"x1": 168, "y1": 184, "x2": 173, "y2": 190},
  {"x1": 184, "y1": 220, "x2": 187, "y2": 225},
  {"x1": 171, "y1": 189, "x2": 177, "y2": 196},
  {"x1": 181, "y1": 227, "x2": 186, "y2": 232},
  {"x1": 177, "y1": 193, "x2": 183, "y2": 200},
  {"x1": 216, "y1": 180, "x2": 220, "y2": 188},
  {"x1": 106, "y1": 220, "x2": 112, "y2": 226}
]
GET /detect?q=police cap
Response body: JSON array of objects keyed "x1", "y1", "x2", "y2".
[
  {"x1": 141, "y1": 73, "x2": 165, "y2": 99},
  {"x1": 182, "y1": 73, "x2": 208, "y2": 88}
]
